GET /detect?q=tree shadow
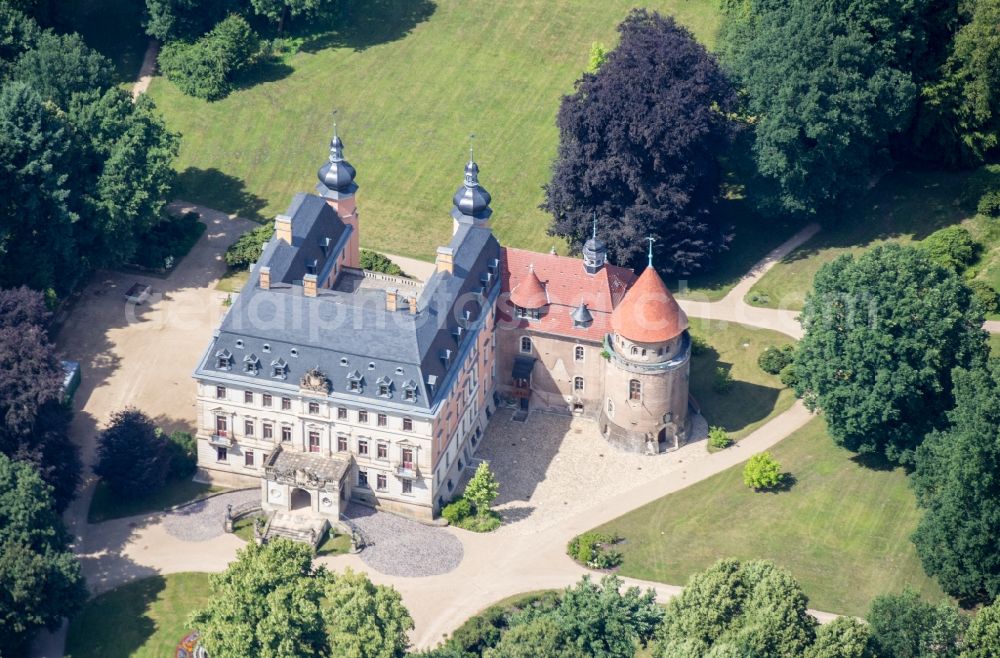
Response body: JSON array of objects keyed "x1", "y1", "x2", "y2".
[
  {"x1": 763, "y1": 472, "x2": 798, "y2": 494},
  {"x1": 173, "y1": 168, "x2": 269, "y2": 222},
  {"x1": 849, "y1": 451, "x2": 898, "y2": 473},
  {"x1": 65, "y1": 574, "x2": 166, "y2": 656},
  {"x1": 296, "y1": 0, "x2": 437, "y2": 53},
  {"x1": 689, "y1": 343, "x2": 782, "y2": 435},
  {"x1": 231, "y1": 58, "x2": 296, "y2": 91}
]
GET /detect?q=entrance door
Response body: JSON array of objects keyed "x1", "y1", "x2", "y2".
[
  {"x1": 215, "y1": 415, "x2": 228, "y2": 437},
  {"x1": 290, "y1": 487, "x2": 312, "y2": 511}
]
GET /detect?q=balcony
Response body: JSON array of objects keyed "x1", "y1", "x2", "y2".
[
  {"x1": 395, "y1": 461, "x2": 418, "y2": 479},
  {"x1": 208, "y1": 431, "x2": 233, "y2": 447}
]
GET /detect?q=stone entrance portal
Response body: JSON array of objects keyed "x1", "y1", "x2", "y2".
[
  {"x1": 262, "y1": 447, "x2": 352, "y2": 518},
  {"x1": 290, "y1": 487, "x2": 312, "y2": 511}
]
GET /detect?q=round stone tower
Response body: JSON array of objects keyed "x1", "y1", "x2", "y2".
[{"x1": 599, "y1": 263, "x2": 691, "y2": 454}]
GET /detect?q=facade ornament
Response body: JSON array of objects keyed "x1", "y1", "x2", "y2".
[{"x1": 300, "y1": 367, "x2": 330, "y2": 393}]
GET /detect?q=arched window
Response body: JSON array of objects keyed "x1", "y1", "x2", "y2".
[
  {"x1": 629, "y1": 379, "x2": 641, "y2": 401},
  {"x1": 574, "y1": 376, "x2": 584, "y2": 392},
  {"x1": 520, "y1": 336, "x2": 532, "y2": 354},
  {"x1": 630, "y1": 346, "x2": 639, "y2": 356},
  {"x1": 574, "y1": 345, "x2": 585, "y2": 362}
]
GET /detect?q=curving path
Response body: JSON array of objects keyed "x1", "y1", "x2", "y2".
[{"x1": 131, "y1": 39, "x2": 158, "y2": 99}]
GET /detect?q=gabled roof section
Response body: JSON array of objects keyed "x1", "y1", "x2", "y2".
[{"x1": 266, "y1": 194, "x2": 350, "y2": 285}]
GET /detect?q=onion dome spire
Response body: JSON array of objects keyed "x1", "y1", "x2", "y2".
[
  {"x1": 451, "y1": 138, "x2": 493, "y2": 226},
  {"x1": 582, "y1": 211, "x2": 607, "y2": 274},
  {"x1": 317, "y1": 122, "x2": 358, "y2": 198}
]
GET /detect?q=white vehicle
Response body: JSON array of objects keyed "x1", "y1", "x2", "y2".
[{"x1": 125, "y1": 282, "x2": 152, "y2": 304}]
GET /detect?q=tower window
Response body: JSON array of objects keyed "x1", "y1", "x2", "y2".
[
  {"x1": 629, "y1": 379, "x2": 642, "y2": 401},
  {"x1": 574, "y1": 376, "x2": 584, "y2": 392},
  {"x1": 607, "y1": 399, "x2": 614, "y2": 415},
  {"x1": 574, "y1": 345, "x2": 584, "y2": 362},
  {"x1": 520, "y1": 336, "x2": 532, "y2": 354}
]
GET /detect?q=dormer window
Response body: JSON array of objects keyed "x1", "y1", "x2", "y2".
[
  {"x1": 452, "y1": 326, "x2": 464, "y2": 343},
  {"x1": 402, "y1": 380, "x2": 417, "y2": 402},
  {"x1": 440, "y1": 349, "x2": 452, "y2": 367},
  {"x1": 515, "y1": 306, "x2": 541, "y2": 321},
  {"x1": 346, "y1": 369, "x2": 363, "y2": 393},
  {"x1": 271, "y1": 358, "x2": 288, "y2": 380},
  {"x1": 215, "y1": 349, "x2": 233, "y2": 370},
  {"x1": 376, "y1": 376, "x2": 392, "y2": 398},
  {"x1": 243, "y1": 353, "x2": 260, "y2": 375}
]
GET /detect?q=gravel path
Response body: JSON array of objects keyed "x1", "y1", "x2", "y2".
[
  {"x1": 164, "y1": 489, "x2": 258, "y2": 542},
  {"x1": 345, "y1": 504, "x2": 463, "y2": 577}
]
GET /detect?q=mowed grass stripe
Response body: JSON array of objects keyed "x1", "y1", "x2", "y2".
[{"x1": 149, "y1": 0, "x2": 722, "y2": 260}]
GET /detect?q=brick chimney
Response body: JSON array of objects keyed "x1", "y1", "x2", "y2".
[
  {"x1": 259, "y1": 265, "x2": 270, "y2": 290},
  {"x1": 303, "y1": 273, "x2": 317, "y2": 298},
  {"x1": 386, "y1": 287, "x2": 398, "y2": 311},
  {"x1": 408, "y1": 294, "x2": 418, "y2": 314},
  {"x1": 275, "y1": 214, "x2": 292, "y2": 244},
  {"x1": 436, "y1": 246, "x2": 454, "y2": 274}
]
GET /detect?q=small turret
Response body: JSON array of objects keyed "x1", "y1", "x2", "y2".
[
  {"x1": 451, "y1": 145, "x2": 492, "y2": 230},
  {"x1": 317, "y1": 124, "x2": 358, "y2": 199},
  {"x1": 582, "y1": 213, "x2": 606, "y2": 274}
]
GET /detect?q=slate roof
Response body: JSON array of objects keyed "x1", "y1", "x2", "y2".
[
  {"x1": 268, "y1": 194, "x2": 351, "y2": 285},
  {"x1": 195, "y1": 195, "x2": 501, "y2": 411},
  {"x1": 499, "y1": 248, "x2": 636, "y2": 342}
]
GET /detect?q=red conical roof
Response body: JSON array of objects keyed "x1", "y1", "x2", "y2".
[
  {"x1": 509, "y1": 265, "x2": 548, "y2": 309},
  {"x1": 610, "y1": 266, "x2": 687, "y2": 343}
]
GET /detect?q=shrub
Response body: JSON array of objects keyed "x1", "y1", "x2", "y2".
[
  {"x1": 779, "y1": 363, "x2": 800, "y2": 389},
  {"x1": 920, "y1": 226, "x2": 979, "y2": 273},
  {"x1": 225, "y1": 221, "x2": 274, "y2": 270},
  {"x1": 158, "y1": 15, "x2": 262, "y2": 101},
  {"x1": 712, "y1": 366, "x2": 733, "y2": 393},
  {"x1": 94, "y1": 408, "x2": 171, "y2": 496},
  {"x1": 743, "y1": 452, "x2": 783, "y2": 491},
  {"x1": 166, "y1": 430, "x2": 197, "y2": 479},
  {"x1": 464, "y1": 462, "x2": 500, "y2": 517},
  {"x1": 758, "y1": 344, "x2": 794, "y2": 375},
  {"x1": 568, "y1": 532, "x2": 624, "y2": 569},
  {"x1": 442, "y1": 497, "x2": 472, "y2": 525},
  {"x1": 457, "y1": 511, "x2": 502, "y2": 533},
  {"x1": 969, "y1": 279, "x2": 1000, "y2": 315},
  {"x1": 978, "y1": 190, "x2": 1000, "y2": 217},
  {"x1": 708, "y1": 426, "x2": 732, "y2": 449},
  {"x1": 690, "y1": 333, "x2": 709, "y2": 356},
  {"x1": 359, "y1": 249, "x2": 403, "y2": 276}
]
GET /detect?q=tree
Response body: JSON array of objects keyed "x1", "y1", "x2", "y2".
[
  {"x1": 11, "y1": 31, "x2": 114, "y2": 109},
  {"x1": 486, "y1": 616, "x2": 586, "y2": 658},
  {"x1": 464, "y1": 461, "x2": 499, "y2": 516},
  {"x1": 0, "y1": 453, "x2": 86, "y2": 656},
  {"x1": 324, "y1": 568, "x2": 413, "y2": 658},
  {"x1": 191, "y1": 539, "x2": 412, "y2": 658},
  {"x1": 0, "y1": 3, "x2": 40, "y2": 71},
  {"x1": 586, "y1": 42, "x2": 607, "y2": 73},
  {"x1": 743, "y1": 452, "x2": 783, "y2": 490},
  {"x1": 360, "y1": 249, "x2": 403, "y2": 276},
  {"x1": 143, "y1": 0, "x2": 237, "y2": 42},
  {"x1": 805, "y1": 617, "x2": 876, "y2": 658},
  {"x1": 758, "y1": 344, "x2": 795, "y2": 375},
  {"x1": 158, "y1": 14, "x2": 261, "y2": 101},
  {"x1": 94, "y1": 408, "x2": 171, "y2": 496},
  {"x1": 0, "y1": 287, "x2": 80, "y2": 510},
  {"x1": 654, "y1": 559, "x2": 817, "y2": 658},
  {"x1": 794, "y1": 244, "x2": 987, "y2": 464},
  {"x1": 719, "y1": 0, "x2": 914, "y2": 217},
  {"x1": 919, "y1": 226, "x2": 979, "y2": 273},
  {"x1": 0, "y1": 82, "x2": 77, "y2": 294},
  {"x1": 543, "y1": 9, "x2": 736, "y2": 275},
  {"x1": 250, "y1": 0, "x2": 324, "y2": 32},
  {"x1": 867, "y1": 589, "x2": 966, "y2": 658},
  {"x1": 910, "y1": 363, "x2": 1000, "y2": 604},
  {"x1": 963, "y1": 599, "x2": 1000, "y2": 658},
  {"x1": 226, "y1": 221, "x2": 274, "y2": 269}
]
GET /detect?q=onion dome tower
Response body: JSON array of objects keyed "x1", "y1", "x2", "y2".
[
  {"x1": 315, "y1": 123, "x2": 361, "y2": 268},
  {"x1": 600, "y1": 237, "x2": 691, "y2": 455},
  {"x1": 451, "y1": 146, "x2": 493, "y2": 233},
  {"x1": 582, "y1": 213, "x2": 607, "y2": 274}
]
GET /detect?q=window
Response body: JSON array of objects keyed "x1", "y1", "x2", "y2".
[
  {"x1": 378, "y1": 383, "x2": 390, "y2": 397},
  {"x1": 574, "y1": 376, "x2": 584, "y2": 392},
  {"x1": 308, "y1": 401, "x2": 320, "y2": 415},
  {"x1": 216, "y1": 447, "x2": 228, "y2": 462},
  {"x1": 340, "y1": 357, "x2": 349, "y2": 366},
  {"x1": 629, "y1": 379, "x2": 641, "y2": 401},
  {"x1": 516, "y1": 306, "x2": 528, "y2": 319},
  {"x1": 376, "y1": 474, "x2": 387, "y2": 491},
  {"x1": 358, "y1": 439, "x2": 369, "y2": 456},
  {"x1": 215, "y1": 415, "x2": 228, "y2": 436},
  {"x1": 308, "y1": 431, "x2": 320, "y2": 453},
  {"x1": 403, "y1": 388, "x2": 416, "y2": 402},
  {"x1": 358, "y1": 469, "x2": 369, "y2": 487},
  {"x1": 402, "y1": 479, "x2": 412, "y2": 495},
  {"x1": 216, "y1": 385, "x2": 226, "y2": 399},
  {"x1": 630, "y1": 346, "x2": 639, "y2": 356},
  {"x1": 607, "y1": 398, "x2": 614, "y2": 415},
  {"x1": 377, "y1": 442, "x2": 387, "y2": 459},
  {"x1": 337, "y1": 407, "x2": 347, "y2": 420},
  {"x1": 337, "y1": 436, "x2": 348, "y2": 452},
  {"x1": 262, "y1": 423, "x2": 273, "y2": 440},
  {"x1": 358, "y1": 410, "x2": 368, "y2": 424},
  {"x1": 244, "y1": 420, "x2": 254, "y2": 437},
  {"x1": 262, "y1": 393, "x2": 272, "y2": 407},
  {"x1": 403, "y1": 417, "x2": 413, "y2": 432},
  {"x1": 290, "y1": 348, "x2": 298, "y2": 357},
  {"x1": 520, "y1": 336, "x2": 532, "y2": 354},
  {"x1": 235, "y1": 340, "x2": 244, "y2": 349},
  {"x1": 574, "y1": 345, "x2": 585, "y2": 362},
  {"x1": 245, "y1": 450, "x2": 254, "y2": 467},
  {"x1": 281, "y1": 426, "x2": 292, "y2": 442},
  {"x1": 349, "y1": 380, "x2": 360, "y2": 392},
  {"x1": 216, "y1": 350, "x2": 233, "y2": 370},
  {"x1": 271, "y1": 359, "x2": 287, "y2": 379},
  {"x1": 281, "y1": 397, "x2": 291, "y2": 410},
  {"x1": 243, "y1": 390, "x2": 252, "y2": 404},
  {"x1": 262, "y1": 343, "x2": 271, "y2": 353},
  {"x1": 377, "y1": 413, "x2": 387, "y2": 427},
  {"x1": 368, "y1": 362, "x2": 376, "y2": 370}
]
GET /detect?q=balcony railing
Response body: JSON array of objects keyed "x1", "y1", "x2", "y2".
[
  {"x1": 208, "y1": 432, "x2": 233, "y2": 447},
  {"x1": 395, "y1": 461, "x2": 418, "y2": 479}
]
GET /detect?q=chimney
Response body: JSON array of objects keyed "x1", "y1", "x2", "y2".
[
  {"x1": 259, "y1": 265, "x2": 270, "y2": 290},
  {"x1": 386, "y1": 287, "x2": 398, "y2": 312},
  {"x1": 408, "y1": 294, "x2": 418, "y2": 314},
  {"x1": 275, "y1": 214, "x2": 292, "y2": 244},
  {"x1": 436, "y1": 246, "x2": 454, "y2": 274},
  {"x1": 303, "y1": 273, "x2": 317, "y2": 298}
]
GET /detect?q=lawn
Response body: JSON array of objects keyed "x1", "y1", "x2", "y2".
[
  {"x1": 747, "y1": 166, "x2": 1000, "y2": 311},
  {"x1": 688, "y1": 318, "x2": 797, "y2": 441},
  {"x1": 146, "y1": 0, "x2": 723, "y2": 263},
  {"x1": 65, "y1": 573, "x2": 210, "y2": 658},
  {"x1": 88, "y1": 479, "x2": 225, "y2": 524},
  {"x1": 593, "y1": 417, "x2": 949, "y2": 616}
]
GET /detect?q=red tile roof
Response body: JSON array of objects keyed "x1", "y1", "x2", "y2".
[
  {"x1": 509, "y1": 265, "x2": 549, "y2": 308},
  {"x1": 610, "y1": 266, "x2": 687, "y2": 343},
  {"x1": 499, "y1": 248, "x2": 636, "y2": 342}
]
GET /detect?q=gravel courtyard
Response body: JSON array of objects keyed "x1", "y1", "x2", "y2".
[
  {"x1": 163, "y1": 489, "x2": 259, "y2": 542},
  {"x1": 345, "y1": 504, "x2": 464, "y2": 577},
  {"x1": 474, "y1": 408, "x2": 709, "y2": 536}
]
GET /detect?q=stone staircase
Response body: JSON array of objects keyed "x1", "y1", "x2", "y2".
[{"x1": 263, "y1": 512, "x2": 329, "y2": 549}]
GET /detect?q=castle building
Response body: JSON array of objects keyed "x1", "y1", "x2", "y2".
[{"x1": 192, "y1": 129, "x2": 691, "y2": 521}]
